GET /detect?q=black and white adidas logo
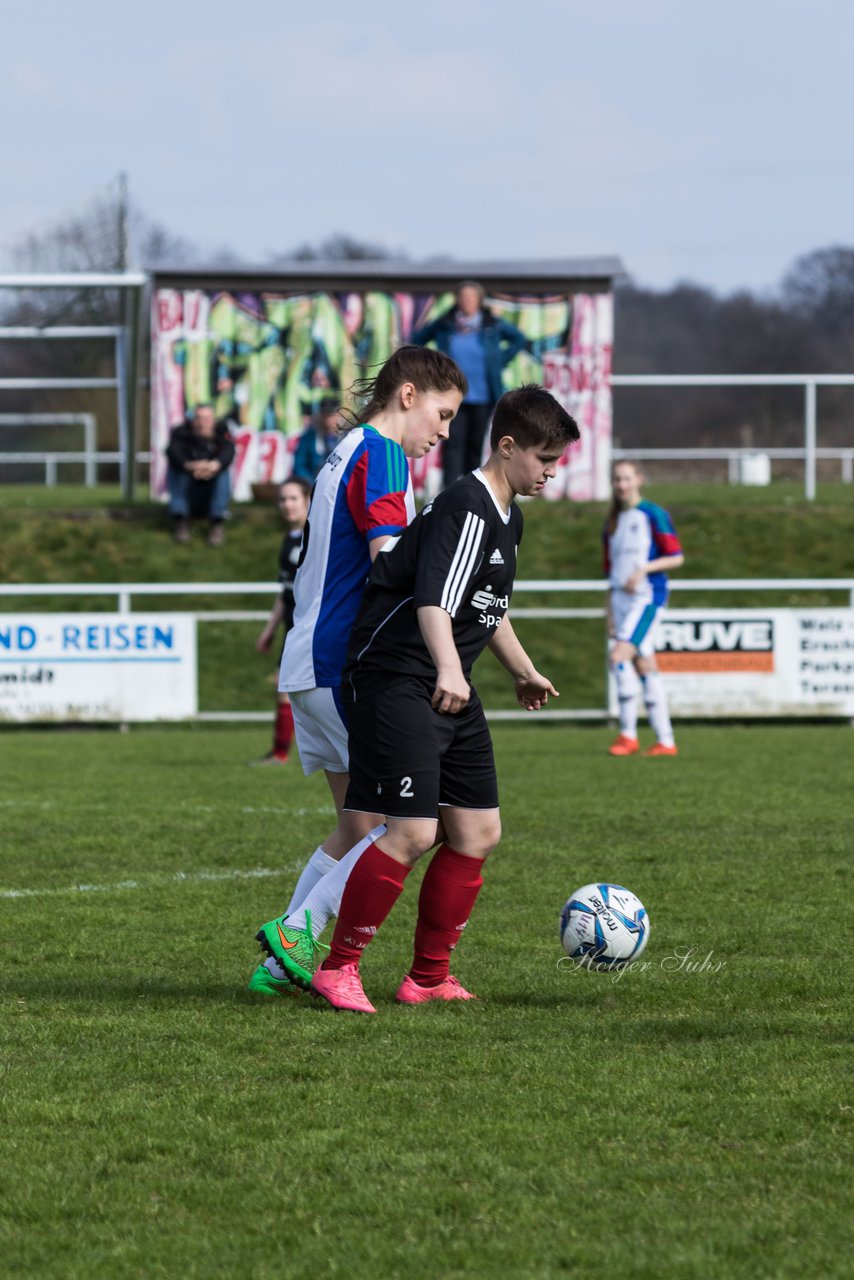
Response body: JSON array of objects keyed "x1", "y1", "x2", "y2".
[{"x1": 489, "y1": 548, "x2": 504, "y2": 565}]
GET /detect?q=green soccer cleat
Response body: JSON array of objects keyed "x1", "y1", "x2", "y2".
[
  {"x1": 247, "y1": 961, "x2": 301, "y2": 998},
  {"x1": 255, "y1": 910, "x2": 329, "y2": 991}
]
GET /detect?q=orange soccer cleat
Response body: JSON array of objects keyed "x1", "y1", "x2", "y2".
[
  {"x1": 608, "y1": 735, "x2": 640, "y2": 757},
  {"x1": 643, "y1": 742, "x2": 678, "y2": 757}
]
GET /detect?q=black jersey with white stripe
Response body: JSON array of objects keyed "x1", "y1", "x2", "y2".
[{"x1": 343, "y1": 469, "x2": 523, "y2": 698}]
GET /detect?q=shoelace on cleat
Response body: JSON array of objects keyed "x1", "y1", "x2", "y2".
[
  {"x1": 334, "y1": 963, "x2": 369, "y2": 999},
  {"x1": 301, "y1": 911, "x2": 330, "y2": 964}
]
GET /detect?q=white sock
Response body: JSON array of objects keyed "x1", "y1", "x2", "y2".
[
  {"x1": 642, "y1": 671, "x2": 675, "y2": 747},
  {"x1": 613, "y1": 662, "x2": 640, "y2": 738},
  {"x1": 287, "y1": 823, "x2": 387, "y2": 937},
  {"x1": 285, "y1": 846, "x2": 337, "y2": 916},
  {"x1": 264, "y1": 955, "x2": 287, "y2": 980}
]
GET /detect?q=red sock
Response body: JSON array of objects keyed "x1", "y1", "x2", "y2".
[
  {"x1": 273, "y1": 702, "x2": 294, "y2": 756},
  {"x1": 323, "y1": 843, "x2": 410, "y2": 970},
  {"x1": 409, "y1": 844, "x2": 485, "y2": 988}
]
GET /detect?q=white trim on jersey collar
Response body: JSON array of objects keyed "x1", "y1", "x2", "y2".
[{"x1": 472, "y1": 468, "x2": 511, "y2": 524}]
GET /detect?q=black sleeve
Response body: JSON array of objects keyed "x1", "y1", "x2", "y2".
[
  {"x1": 215, "y1": 424, "x2": 236, "y2": 469},
  {"x1": 165, "y1": 426, "x2": 189, "y2": 469},
  {"x1": 413, "y1": 498, "x2": 488, "y2": 617}
]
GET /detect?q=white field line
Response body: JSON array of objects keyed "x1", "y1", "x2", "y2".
[
  {"x1": 0, "y1": 800, "x2": 333, "y2": 817},
  {"x1": 0, "y1": 864, "x2": 302, "y2": 902}
]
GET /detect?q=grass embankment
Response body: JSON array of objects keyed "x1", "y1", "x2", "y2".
[{"x1": 0, "y1": 481, "x2": 852, "y2": 714}]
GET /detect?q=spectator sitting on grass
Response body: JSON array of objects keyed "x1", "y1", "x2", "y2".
[{"x1": 166, "y1": 404, "x2": 235, "y2": 547}]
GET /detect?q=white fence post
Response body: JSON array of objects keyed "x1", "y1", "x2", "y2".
[
  {"x1": 804, "y1": 381, "x2": 817, "y2": 501},
  {"x1": 83, "y1": 414, "x2": 97, "y2": 487}
]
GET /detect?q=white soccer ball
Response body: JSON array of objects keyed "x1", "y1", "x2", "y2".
[{"x1": 559, "y1": 883, "x2": 650, "y2": 970}]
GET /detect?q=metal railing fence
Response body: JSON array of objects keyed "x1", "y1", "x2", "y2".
[
  {"x1": 2, "y1": 578, "x2": 852, "y2": 722},
  {"x1": 611, "y1": 372, "x2": 854, "y2": 499}
]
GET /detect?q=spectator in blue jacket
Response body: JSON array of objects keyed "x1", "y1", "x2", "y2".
[
  {"x1": 413, "y1": 281, "x2": 527, "y2": 485},
  {"x1": 291, "y1": 397, "x2": 340, "y2": 484}
]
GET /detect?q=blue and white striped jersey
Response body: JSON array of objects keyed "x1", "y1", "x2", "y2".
[{"x1": 279, "y1": 425, "x2": 415, "y2": 693}]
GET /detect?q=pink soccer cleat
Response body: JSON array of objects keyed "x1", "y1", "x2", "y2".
[
  {"x1": 395, "y1": 975, "x2": 478, "y2": 1004},
  {"x1": 311, "y1": 962, "x2": 376, "y2": 1014}
]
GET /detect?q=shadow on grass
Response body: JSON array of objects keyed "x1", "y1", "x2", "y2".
[{"x1": 0, "y1": 974, "x2": 284, "y2": 1007}]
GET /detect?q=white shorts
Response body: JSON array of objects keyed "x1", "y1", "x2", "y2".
[
  {"x1": 290, "y1": 687, "x2": 349, "y2": 776},
  {"x1": 611, "y1": 592, "x2": 666, "y2": 658}
]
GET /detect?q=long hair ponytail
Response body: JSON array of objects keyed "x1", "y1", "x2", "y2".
[{"x1": 339, "y1": 345, "x2": 467, "y2": 430}]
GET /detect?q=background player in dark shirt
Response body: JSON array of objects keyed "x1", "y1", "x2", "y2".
[
  {"x1": 250, "y1": 476, "x2": 312, "y2": 765},
  {"x1": 310, "y1": 385, "x2": 580, "y2": 1013}
]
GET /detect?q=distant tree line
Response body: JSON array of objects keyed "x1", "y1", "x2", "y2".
[{"x1": 614, "y1": 248, "x2": 854, "y2": 454}]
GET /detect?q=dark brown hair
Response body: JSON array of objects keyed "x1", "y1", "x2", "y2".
[
  {"x1": 280, "y1": 475, "x2": 312, "y2": 501},
  {"x1": 340, "y1": 345, "x2": 468, "y2": 430},
  {"x1": 490, "y1": 384, "x2": 579, "y2": 452}
]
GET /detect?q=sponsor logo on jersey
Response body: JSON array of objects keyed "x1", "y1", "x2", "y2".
[
  {"x1": 471, "y1": 584, "x2": 510, "y2": 629},
  {"x1": 489, "y1": 548, "x2": 504, "y2": 565},
  {"x1": 657, "y1": 618, "x2": 775, "y2": 673}
]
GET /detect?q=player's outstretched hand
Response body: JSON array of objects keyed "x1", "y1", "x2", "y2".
[
  {"x1": 515, "y1": 672, "x2": 559, "y2": 712},
  {"x1": 431, "y1": 668, "x2": 470, "y2": 716}
]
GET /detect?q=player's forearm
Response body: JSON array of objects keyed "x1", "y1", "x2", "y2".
[
  {"x1": 647, "y1": 554, "x2": 684, "y2": 574},
  {"x1": 266, "y1": 598, "x2": 285, "y2": 630},
  {"x1": 487, "y1": 616, "x2": 535, "y2": 680},
  {"x1": 416, "y1": 605, "x2": 465, "y2": 677}
]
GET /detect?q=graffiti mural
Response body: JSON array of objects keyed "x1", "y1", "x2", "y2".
[{"x1": 151, "y1": 286, "x2": 613, "y2": 500}]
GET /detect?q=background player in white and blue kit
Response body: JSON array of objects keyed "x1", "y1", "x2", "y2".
[
  {"x1": 251, "y1": 347, "x2": 466, "y2": 994},
  {"x1": 604, "y1": 460, "x2": 684, "y2": 757}
]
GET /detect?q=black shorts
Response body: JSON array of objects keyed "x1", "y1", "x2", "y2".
[{"x1": 344, "y1": 679, "x2": 499, "y2": 819}]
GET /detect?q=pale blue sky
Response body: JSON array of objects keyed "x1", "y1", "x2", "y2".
[{"x1": 2, "y1": 0, "x2": 851, "y2": 293}]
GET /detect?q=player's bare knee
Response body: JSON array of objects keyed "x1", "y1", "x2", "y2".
[
  {"x1": 480, "y1": 813, "x2": 502, "y2": 856},
  {"x1": 442, "y1": 808, "x2": 501, "y2": 858},
  {"x1": 635, "y1": 655, "x2": 655, "y2": 675},
  {"x1": 610, "y1": 640, "x2": 634, "y2": 667},
  {"x1": 379, "y1": 818, "x2": 438, "y2": 868}
]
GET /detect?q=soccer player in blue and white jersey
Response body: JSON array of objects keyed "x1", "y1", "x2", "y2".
[
  {"x1": 604, "y1": 460, "x2": 684, "y2": 757},
  {"x1": 250, "y1": 347, "x2": 466, "y2": 995}
]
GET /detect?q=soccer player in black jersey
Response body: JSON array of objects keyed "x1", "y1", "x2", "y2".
[{"x1": 310, "y1": 385, "x2": 580, "y2": 1013}]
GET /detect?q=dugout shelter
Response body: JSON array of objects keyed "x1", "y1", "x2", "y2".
[{"x1": 150, "y1": 257, "x2": 623, "y2": 502}]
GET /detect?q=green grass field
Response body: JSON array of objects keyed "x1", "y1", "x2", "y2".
[{"x1": 1, "y1": 724, "x2": 851, "y2": 1279}]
